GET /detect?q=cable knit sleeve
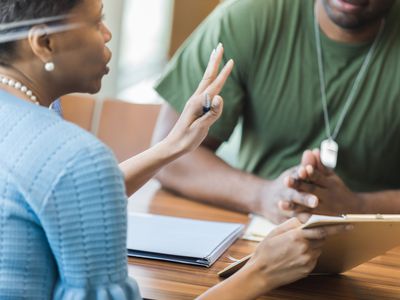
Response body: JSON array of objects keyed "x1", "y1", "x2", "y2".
[{"x1": 38, "y1": 142, "x2": 141, "y2": 299}]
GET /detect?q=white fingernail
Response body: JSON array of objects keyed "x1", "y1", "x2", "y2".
[
  {"x1": 213, "y1": 96, "x2": 221, "y2": 108},
  {"x1": 210, "y1": 48, "x2": 216, "y2": 58}
]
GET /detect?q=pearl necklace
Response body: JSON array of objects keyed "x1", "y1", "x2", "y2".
[{"x1": 0, "y1": 75, "x2": 40, "y2": 105}]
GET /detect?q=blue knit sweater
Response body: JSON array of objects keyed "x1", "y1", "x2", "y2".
[{"x1": 0, "y1": 90, "x2": 141, "y2": 299}]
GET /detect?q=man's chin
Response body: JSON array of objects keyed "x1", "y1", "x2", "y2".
[
  {"x1": 322, "y1": 0, "x2": 393, "y2": 31},
  {"x1": 329, "y1": 14, "x2": 366, "y2": 30},
  {"x1": 323, "y1": 4, "x2": 367, "y2": 29}
]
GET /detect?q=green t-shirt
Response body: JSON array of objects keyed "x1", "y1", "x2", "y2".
[{"x1": 155, "y1": 0, "x2": 400, "y2": 192}]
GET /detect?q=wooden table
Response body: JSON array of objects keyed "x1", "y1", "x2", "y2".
[{"x1": 127, "y1": 181, "x2": 400, "y2": 300}]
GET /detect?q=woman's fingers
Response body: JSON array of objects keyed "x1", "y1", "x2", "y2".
[
  {"x1": 195, "y1": 43, "x2": 225, "y2": 95},
  {"x1": 167, "y1": 94, "x2": 224, "y2": 154},
  {"x1": 268, "y1": 218, "x2": 302, "y2": 238},
  {"x1": 164, "y1": 44, "x2": 233, "y2": 155},
  {"x1": 187, "y1": 57, "x2": 233, "y2": 123},
  {"x1": 302, "y1": 224, "x2": 354, "y2": 240},
  {"x1": 190, "y1": 95, "x2": 224, "y2": 128},
  {"x1": 203, "y1": 59, "x2": 234, "y2": 97},
  {"x1": 297, "y1": 212, "x2": 312, "y2": 224},
  {"x1": 179, "y1": 54, "x2": 233, "y2": 128},
  {"x1": 309, "y1": 239, "x2": 325, "y2": 249}
]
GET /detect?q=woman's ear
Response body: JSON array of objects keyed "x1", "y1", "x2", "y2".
[{"x1": 27, "y1": 25, "x2": 53, "y2": 64}]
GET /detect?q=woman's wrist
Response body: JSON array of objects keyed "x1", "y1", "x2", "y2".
[
  {"x1": 156, "y1": 136, "x2": 186, "y2": 163},
  {"x1": 233, "y1": 259, "x2": 273, "y2": 299}
]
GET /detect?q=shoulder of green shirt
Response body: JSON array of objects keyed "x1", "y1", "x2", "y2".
[{"x1": 154, "y1": 0, "x2": 289, "y2": 106}]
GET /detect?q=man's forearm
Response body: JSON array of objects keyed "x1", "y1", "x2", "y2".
[
  {"x1": 358, "y1": 190, "x2": 400, "y2": 214},
  {"x1": 156, "y1": 145, "x2": 267, "y2": 214}
]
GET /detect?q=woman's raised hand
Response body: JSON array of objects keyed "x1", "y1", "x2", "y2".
[{"x1": 165, "y1": 43, "x2": 234, "y2": 154}]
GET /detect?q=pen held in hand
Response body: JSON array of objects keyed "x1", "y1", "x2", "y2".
[
  {"x1": 203, "y1": 93, "x2": 212, "y2": 114},
  {"x1": 218, "y1": 254, "x2": 253, "y2": 278}
]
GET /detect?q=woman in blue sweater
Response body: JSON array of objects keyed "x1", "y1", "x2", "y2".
[{"x1": 0, "y1": 0, "x2": 350, "y2": 299}]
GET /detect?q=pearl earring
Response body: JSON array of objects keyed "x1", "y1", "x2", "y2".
[{"x1": 44, "y1": 62, "x2": 55, "y2": 72}]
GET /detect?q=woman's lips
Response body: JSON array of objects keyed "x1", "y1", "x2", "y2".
[{"x1": 104, "y1": 49, "x2": 112, "y2": 75}]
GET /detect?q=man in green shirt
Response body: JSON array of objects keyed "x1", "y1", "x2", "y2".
[{"x1": 153, "y1": 0, "x2": 400, "y2": 224}]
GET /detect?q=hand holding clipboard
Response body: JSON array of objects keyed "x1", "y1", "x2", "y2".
[{"x1": 219, "y1": 214, "x2": 400, "y2": 278}]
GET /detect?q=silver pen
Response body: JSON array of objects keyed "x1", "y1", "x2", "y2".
[{"x1": 203, "y1": 93, "x2": 211, "y2": 114}]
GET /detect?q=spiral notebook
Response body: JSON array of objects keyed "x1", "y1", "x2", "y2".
[{"x1": 126, "y1": 213, "x2": 244, "y2": 267}]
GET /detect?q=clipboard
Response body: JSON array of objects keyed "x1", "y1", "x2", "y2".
[{"x1": 219, "y1": 214, "x2": 400, "y2": 277}]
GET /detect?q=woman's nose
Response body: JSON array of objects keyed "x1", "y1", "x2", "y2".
[{"x1": 103, "y1": 23, "x2": 112, "y2": 43}]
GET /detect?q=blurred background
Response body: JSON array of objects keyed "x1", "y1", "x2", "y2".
[{"x1": 102, "y1": 0, "x2": 221, "y2": 103}]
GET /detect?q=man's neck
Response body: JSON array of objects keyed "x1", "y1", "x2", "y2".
[{"x1": 315, "y1": 0, "x2": 383, "y2": 44}]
